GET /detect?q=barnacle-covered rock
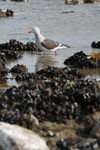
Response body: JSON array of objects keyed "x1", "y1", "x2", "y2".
[
  {"x1": 0, "y1": 66, "x2": 100, "y2": 129},
  {"x1": 0, "y1": 9, "x2": 15, "y2": 17},
  {"x1": 15, "y1": 66, "x2": 84, "y2": 81},
  {"x1": 0, "y1": 39, "x2": 39, "y2": 52},
  {"x1": 64, "y1": 51, "x2": 100, "y2": 68},
  {"x1": 56, "y1": 137, "x2": 100, "y2": 150},
  {"x1": 0, "y1": 59, "x2": 8, "y2": 76},
  {"x1": 91, "y1": 41, "x2": 100, "y2": 48},
  {"x1": 10, "y1": 64, "x2": 28, "y2": 73},
  {"x1": 65, "y1": 0, "x2": 95, "y2": 4},
  {"x1": 16, "y1": 72, "x2": 38, "y2": 81},
  {"x1": 0, "y1": 49, "x2": 21, "y2": 60}
]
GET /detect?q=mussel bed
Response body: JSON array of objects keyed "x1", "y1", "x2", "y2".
[
  {"x1": 64, "y1": 51, "x2": 100, "y2": 68},
  {"x1": 0, "y1": 66, "x2": 100, "y2": 129}
]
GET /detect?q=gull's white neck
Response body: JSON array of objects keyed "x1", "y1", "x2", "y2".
[{"x1": 34, "y1": 32, "x2": 45, "y2": 43}]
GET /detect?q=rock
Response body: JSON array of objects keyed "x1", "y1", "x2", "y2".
[
  {"x1": 0, "y1": 9, "x2": 15, "y2": 17},
  {"x1": 91, "y1": 41, "x2": 100, "y2": 48},
  {"x1": 64, "y1": 51, "x2": 100, "y2": 68},
  {"x1": 10, "y1": 64, "x2": 28, "y2": 73},
  {"x1": 0, "y1": 49, "x2": 21, "y2": 60},
  {"x1": 65, "y1": 0, "x2": 84, "y2": 5},
  {"x1": 11, "y1": 0, "x2": 28, "y2": 2},
  {"x1": 47, "y1": 130, "x2": 55, "y2": 137},
  {"x1": 90, "y1": 120, "x2": 100, "y2": 136},
  {"x1": 16, "y1": 66, "x2": 84, "y2": 81},
  {"x1": 0, "y1": 39, "x2": 39, "y2": 52},
  {"x1": 90, "y1": 52, "x2": 100, "y2": 58},
  {"x1": 0, "y1": 59, "x2": 8, "y2": 76},
  {"x1": 16, "y1": 72, "x2": 38, "y2": 81},
  {"x1": 0, "y1": 122, "x2": 49, "y2": 150},
  {"x1": 0, "y1": 48, "x2": 21, "y2": 82},
  {"x1": 56, "y1": 137, "x2": 100, "y2": 150},
  {"x1": 84, "y1": 0, "x2": 96, "y2": 3},
  {"x1": 56, "y1": 138, "x2": 76, "y2": 150},
  {"x1": 62, "y1": 10, "x2": 75, "y2": 13},
  {"x1": 65, "y1": 0, "x2": 95, "y2": 4},
  {"x1": 0, "y1": 66, "x2": 100, "y2": 126}
]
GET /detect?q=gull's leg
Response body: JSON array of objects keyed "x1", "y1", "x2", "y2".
[{"x1": 53, "y1": 51, "x2": 58, "y2": 55}]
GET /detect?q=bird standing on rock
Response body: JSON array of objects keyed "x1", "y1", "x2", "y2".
[{"x1": 28, "y1": 27, "x2": 70, "y2": 55}]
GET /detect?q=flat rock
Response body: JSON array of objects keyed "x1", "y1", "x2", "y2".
[{"x1": 0, "y1": 122, "x2": 49, "y2": 150}]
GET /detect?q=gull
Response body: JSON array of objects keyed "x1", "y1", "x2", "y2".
[{"x1": 28, "y1": 27, "x2": 70, "y2": 55}]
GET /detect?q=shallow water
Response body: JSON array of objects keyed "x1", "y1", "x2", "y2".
[{"x1": 0, "y1": 0, "x2": 100, "y2": 86}]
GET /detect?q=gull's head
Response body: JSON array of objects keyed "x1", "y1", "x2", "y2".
[{"x1": 28, "y1": 27, "x2": 40, "y2": 35}]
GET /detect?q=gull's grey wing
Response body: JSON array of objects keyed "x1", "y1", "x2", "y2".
[{"x1": 41, "y1": 39, "x2": 59, "y2": 50}]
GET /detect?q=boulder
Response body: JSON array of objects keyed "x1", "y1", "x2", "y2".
[
  {"x1": 0, "y1": 122, "x2": 49, "y2": 150},
  {"x1": 65, "y1": 0, "x2": 95, "y2": 4}
]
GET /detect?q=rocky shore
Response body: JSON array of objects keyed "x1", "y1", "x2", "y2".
[
  {"x1": 0, "y1": 65, "x2": 100, "y2": 149},
  {"x1": 0, "y1": 39, "x2": 40, "y2": 82},
  {"x1": 1, "y1": 0, "x2": 100, "y2": 148},
  {"x1": 0, "y1": 38, "x2": 100, "y2": 150},
  {"x1": 10, "y1": 64, "x2": 28, "y2": 73},
  {"x1": 0, "y1": 42, "x2": 22, "y2": 82}
]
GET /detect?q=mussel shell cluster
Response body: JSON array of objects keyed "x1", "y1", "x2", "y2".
[
  {"x1": 16, "y1": 72, "x2": 38, "y2": 81},
  {"x1": 0, "y1": 39, "x2": 40, "y2": 52},
  {"x1": 64, "y1": 51, "x2": 100, "y2": 68},
  {"x1": 16, "y1": 66, "x2": 84, "y2": 81},
  {"x1": 0, "y1": 49, "x2": 21, "y2": 60},
  {"x1": 5, "y1": 9, "x2": 14, "y2": 17},
  {"x1": 0, "y1": 9, "x2": 14, "y2": 17},
  {"x1": 0, "y1": 48, "x2": 21, "y2": 76},
  {"x1": 56, "y1": 137, "x2": 100, "y2": 150},
  {"x1": 10, "y1": 64, "x2": 28, "y2": 73},
  {"x1": 0, "y1": 66, "x2": 100, "y2": 129},
  {"x1": 91, "y1": 41, "x2": 100, "y2": 48},
  {"x1": 0, "y1": 59, "x2": 8, "y2": 76}
]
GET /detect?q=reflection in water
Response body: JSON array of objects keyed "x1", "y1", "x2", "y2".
[
  {"x1": 78, "y1": 68, "x2": 100, "y2": 80},
  {"x1": 35, "y1": 54, "x2": 58, "y2": 72},
  {"x1": 79, "y1": 68, "x2": 100, "y2": 76},
  {"x1": 6, "y1": 52, "x2": 61, "y2": 86},
  {"x1": 4, "y1": 51, "x2": 100, "y2": 87}
]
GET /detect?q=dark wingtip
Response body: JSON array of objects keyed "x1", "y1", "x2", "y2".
[
  {"x1": 63, "y1": 44, "x2": 70, "y2": 48},
  {"x1": 67, "y1": 45, "x2": 70, "y2": 48}
]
